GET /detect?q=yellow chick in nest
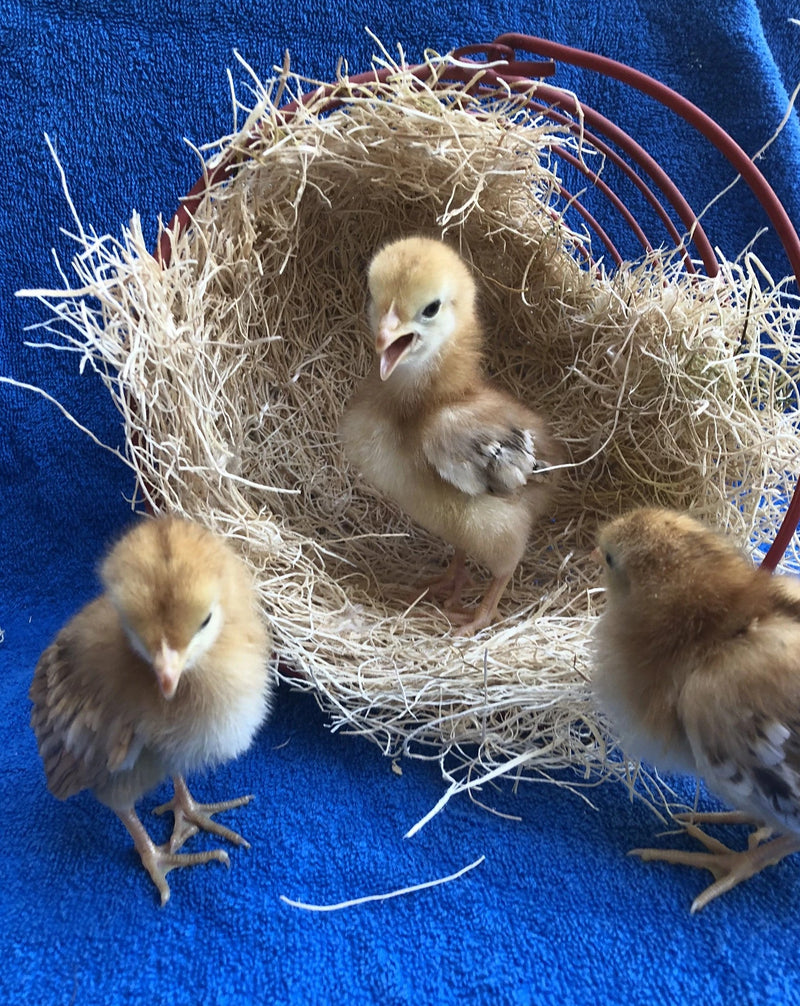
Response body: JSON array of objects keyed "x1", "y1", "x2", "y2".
[
  {"x1": 339, "y1": 235, "x2": 563, "y2": 635},
  {"x1": 593, "y1": 506, "x2": 800, "y2": 912},
  {"x1": 30, "y1": 516, "x2": 273, "y2": 905}
]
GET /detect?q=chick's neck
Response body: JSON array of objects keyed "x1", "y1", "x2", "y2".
[
  {"x1": 627, "y1": 561, "x2": 770, "y2": 666},
  {"x1": 380, "y1": 318, "x2": 483, "y2": 419}
]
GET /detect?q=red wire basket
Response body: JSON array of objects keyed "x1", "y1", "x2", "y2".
[{"x1": 158, "y1": 33, "x2": 800, "y2": 569}]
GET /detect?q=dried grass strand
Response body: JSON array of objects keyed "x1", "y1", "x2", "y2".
[{"x1": 279, "y1": 854, "x2": 485, "y2": 911}]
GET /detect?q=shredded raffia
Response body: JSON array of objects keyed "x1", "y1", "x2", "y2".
[
  {"x1": 14, "y1": 47, "x2": 800, "y2": 817},
  {"x1": 280, "y1": 854, "x2": 486, "y2": 911}
]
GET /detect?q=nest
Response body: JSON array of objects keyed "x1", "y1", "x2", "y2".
[{"x1": 20, "y1": 48, "x2": 800, "y2": 818}]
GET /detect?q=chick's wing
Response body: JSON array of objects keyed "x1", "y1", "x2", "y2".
[
  {"x1": 679, "y1": 617, "x2": 800, "y2": 834},
  {"x1": 421, "y1": 394, "x2": 548, "y2": 496},
  {"x1": 29, "y1": 598, "x2": 145, "y2": 800}
]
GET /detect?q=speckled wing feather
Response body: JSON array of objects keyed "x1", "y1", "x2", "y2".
[
  {"x1": 680, "y1": 606, "x2": 800, "y2": 834},
  {"x1": 421, "y1": 396, "x2": 550, "y2": 497},
  {"x1": 29, "y1": 598, "x2": 144, "y2": 801}
]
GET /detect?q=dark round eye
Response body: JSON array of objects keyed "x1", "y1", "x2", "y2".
[
  {"x1": 421, "y1": 299, "x2": 441, "y2": 319},
  {"x1": 198, "y1": 612, "x2": 212, "y2": 632},
  {"x1": 604, "y1": 552, "x2": 614, "y2": 568}
]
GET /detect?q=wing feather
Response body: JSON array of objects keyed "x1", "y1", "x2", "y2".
[
  {"x1": 29, "y1": 599, "x2": 145, "y2": 801},
  {"x1": 421, "y1": 394, "x2": 554, "y2": 497},
  {"x1": 679, "y1": 615, "x2": 800, "y2": 833}
]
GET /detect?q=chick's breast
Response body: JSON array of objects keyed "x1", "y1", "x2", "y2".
[
  {"x1": 155, "y1": 561, "x2": 273, "y2": 774},
  {"x1": 160, "y1": 613, "x2": 272, "y2": 775},
  {"x1": 339, "y1": 394, "x2": 534, "y2": 574}
]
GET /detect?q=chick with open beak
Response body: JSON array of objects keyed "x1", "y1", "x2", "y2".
[
  {"x1": 375, "y1": 303, "x2": 421, "y2": 381},
  {"x1": 340, "y1": 235, "x2": 563, "y2": 635}
]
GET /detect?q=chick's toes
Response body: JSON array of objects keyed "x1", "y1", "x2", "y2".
[
  {"x1": 153, "y1": 774, "x2": 254, "y2": 853},
  {"x1": 447, "y1": 573, "x2": 513, "y2": 636},
  {"x1": 630, "y1": 823, "x2": 800, "y2": 913},
  {"x1": 119, "y1": 807, "x2": 230, "y2": 906}
]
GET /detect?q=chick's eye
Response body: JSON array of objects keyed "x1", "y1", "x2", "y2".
[
  {"x1": 421, "y1": 299, "x2": 441, "y2": 319},
  {"x1": 197, "y1": 612, "x2": 212, "y2": 633},
  {"x1": 604, "y1": 552, "x2": 614, "y2": 568}
]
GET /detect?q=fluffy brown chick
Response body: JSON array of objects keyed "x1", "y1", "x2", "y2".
[
  {"x1": 339, "y1": 235, "x2": 563, "y2": 635},
  {"x1": 30, "y1": 516, "x2": 273, "y2": 905},
  {"x1": 594, "y1": 506, "x2": 800, "y2": 912}
]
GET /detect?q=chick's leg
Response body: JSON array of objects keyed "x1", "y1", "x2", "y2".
[
  {"x1": 153, "y1": 775, "x2": 253, "y2": 853},
  {"x1": 675, "y1": 810, "x2": 774, "y2": 848},
  {"x1": 117, "y1": 806, "x2": 229, "y2": 907},
  {"x1": 404, "y1": 549, "x2": 474, "y2": 608},
  {"x1": 449, "y1": 572, "x2": 512, "y2": 636},
  {"x1": 630, "y1": 823, "x2": 800, "y2": 913}
]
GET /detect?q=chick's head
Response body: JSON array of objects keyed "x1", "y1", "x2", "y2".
[
  {"x1": 100, "y1": 517, "x2": 235, "y2": 700},
  {"x1": 597, "y1": 508, "x2": 715, "y2": 594},
  {"x1": 596, "y1": 507, "x2": 760, "y2": 641},
  {"x1": 367, "y1": 236, "x2": 477, "y2": 382}
]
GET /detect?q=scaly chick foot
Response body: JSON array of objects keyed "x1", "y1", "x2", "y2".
[
  {"x1": 117, "y1": 806, "x2": 230, "y2": 906},
  {"x1": 630, "y1": 824, "x2": 800, "y2": 913},
  {"x1": 447, "y1": 603, "x2": 495, "y2": 636},
  {"x1": 154, "y1": 775, "x2": 254, "y2": 853}
]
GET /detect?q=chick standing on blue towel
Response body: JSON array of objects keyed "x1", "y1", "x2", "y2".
[
  {"x1": 29, "y1": 516, "x2": 274, "y2": 905},
  {"x1": 594, "y1": 506, "x2": 800, "y2": 912}
]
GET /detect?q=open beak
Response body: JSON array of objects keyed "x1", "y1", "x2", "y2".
[
  {"x1": 152, "y1": 640, "x2": 185, "y2": 700},
  {"x1": 375, "y1": 306, "x2": 417, "y2": 381}
]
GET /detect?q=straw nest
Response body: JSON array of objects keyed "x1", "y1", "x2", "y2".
[{"x1": 20, "y1": 48, "x2": 800, "y2": 818}]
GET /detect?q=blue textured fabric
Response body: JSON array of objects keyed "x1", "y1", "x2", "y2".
[{"x1": 2, "y1": 3, "x2": 800, "y2": 1003}]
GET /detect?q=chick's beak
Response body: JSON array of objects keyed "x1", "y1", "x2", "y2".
[
  {"x1": 375, "y1": 305, "x2": 417, "y2": 381},
  {"x1": 590, "y1": 547, "x2": 602, "y2": 564},
  {"x1": 152, "y1": 640, "x2": 185, "y2": 700}
]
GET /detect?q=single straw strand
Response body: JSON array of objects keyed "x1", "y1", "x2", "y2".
[
  {"x1": 280, "y1": 855, "x2": 485, "y2": 911},
  {"x1": 405, "y1": 749, "x2": 539, "y2": 838}
]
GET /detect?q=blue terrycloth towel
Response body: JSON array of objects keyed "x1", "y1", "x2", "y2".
[{"x1": 2, "y1": 3, "x2": 800, "y2": 1003}]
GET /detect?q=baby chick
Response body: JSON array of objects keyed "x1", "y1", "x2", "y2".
[
  {"x1": 339, "y1": 235, "x2": 562, "y2": 635},
  {"x1": 594, "y1": 506, "x2": 800, "y2": 912},
  {"x1": 30, "y1": 516, "x2": 273, "y2": 905}
]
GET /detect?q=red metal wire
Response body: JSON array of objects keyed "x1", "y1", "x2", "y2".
[
  {"x1": 553, "y1": 143, "x2": 652, "y2": 261},
  {"x1": 533, "y1": 105, "x2": 692, "y2": 267},
  {"x1": 490, "y1": 34, "x2": 800, "y2": 286},
  {"x1": 557, "y1": 179, "x2": 622, "y2": 266},
  {"x1": 486, "y1": 34, "x2": 800, "y2": 568}
]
